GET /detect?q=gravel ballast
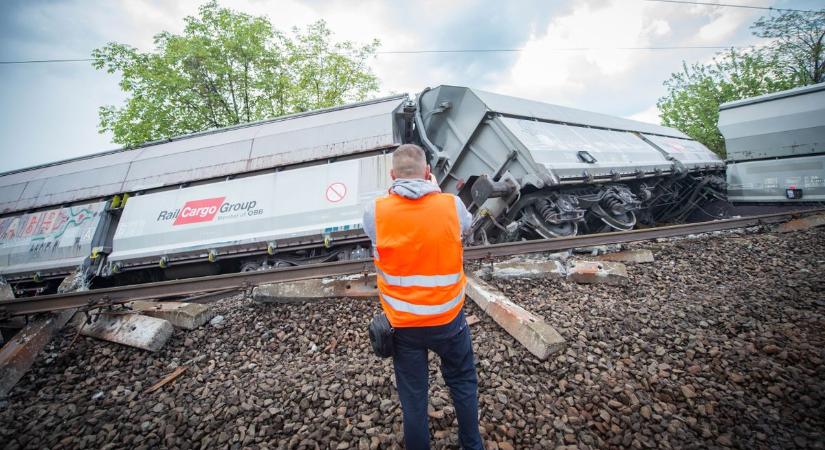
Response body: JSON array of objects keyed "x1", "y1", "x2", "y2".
[{"x1": 1, "y1": 226, "x2": 823, "y2": 449}]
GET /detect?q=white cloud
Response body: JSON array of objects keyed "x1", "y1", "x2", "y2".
[
  {"x1": 656, "y1": 0, "x2": 771, "y2": 44},
  {"x1": 488, "y1": 0, "x2": 778, "y2": 125},
  {"x1": 650, "y1": 19, "x2": 671, "y2": 37},
  {"x1": 697, "y1": 10, "x2": 753, "y2": 42},
  {"x1": 494, "y1": 0, "x2": 674, "y2": 103},
  {"x1": 0, "y1": 0, "x2": 780, "y2": 171},
  {"x1": 140, "y1": 0, "x2": 425, "y2": 95},
  {"x1": 626, "y1": 104, "x2": 661, "y2": 125}
]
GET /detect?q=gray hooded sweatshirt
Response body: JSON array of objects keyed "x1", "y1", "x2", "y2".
[{"x1": 362, "y1": 178, "x2": 472, "y2": 248}]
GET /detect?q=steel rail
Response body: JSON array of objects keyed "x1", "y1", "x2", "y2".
[
  {"x1": 0, "y1": 208, "x2": 822, "y2": 318},
  {"x1": 463, "y1": 208, "x2": 819, "y2": 259},
  {"x1": 0, "y1": 260, "x2": 375, "y2": 317}
]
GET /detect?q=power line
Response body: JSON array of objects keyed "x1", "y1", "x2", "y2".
[
  {"x1": 379, "y1": 49, "x2": 521, "y2": 54},
  {"x1": 0, "y1": 46, "x2": 747, "y2": 64},
  {"x1": 376, "y1": 46, "x2": 742, "y2": 54},
  {"x1": 2, "y1": 0, "x2": 819, "y2": 65},
  {"x1": 0, "y1": 58, "x2": 93, "y2": 65},
  {"x1": 642, "y1": 0, "x2": 823, "y2": 13}
]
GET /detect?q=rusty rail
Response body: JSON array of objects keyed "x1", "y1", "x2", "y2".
[{"x1": 0, "y1": 208, "x2": 822, "y2": 318}]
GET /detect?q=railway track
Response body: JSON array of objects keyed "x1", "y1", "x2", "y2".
[{"x1": 0, "y1": 208, "x2": 822, "y2": 319}]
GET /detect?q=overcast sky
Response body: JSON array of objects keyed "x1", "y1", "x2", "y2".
[{"x1": 0, "y1": 0, "x2": 820, "y2": 172}]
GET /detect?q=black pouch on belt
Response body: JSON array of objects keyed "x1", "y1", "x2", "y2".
[{"x1": 368, "y1": 313, "x2": 394, "y2": 358}]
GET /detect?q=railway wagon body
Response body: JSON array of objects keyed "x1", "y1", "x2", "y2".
[
  {"x1": 0, "y1": 95, "x2": 406, "y2": 214},
  {"x1": 0, "y1": 85, "x2": 726, "y2": 295},
  {"x1": 719, "y1": 83, "x2": 825, "y2": 203},
  {"x1": 0, "y1": 201, "x2": 113, "y2": 294},
  {"x1": 106, "y1": 154, "x2": 391, "y2": 280},
  {"x1": 413, "y1": 86, "x2": 725, "y2": 242},
  {"x1": 0, "y1": 96, "x2": 406, "y2": 292}
]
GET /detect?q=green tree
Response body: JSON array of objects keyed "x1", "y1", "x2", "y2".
[
  {"x1": 657, "y1": 10, "x2": 823, "y2": 157},
  {"x1": 752, "y1": 10, "x2": 825, "y2": 84},
  {"x1": 657, "y1": 49, "x2": 797, "y2": 156},
  {"x1": 92, "y1": 1, "x2": 380, "y2": 147}
]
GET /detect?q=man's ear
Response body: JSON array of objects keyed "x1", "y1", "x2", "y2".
[
  {"x1": 424, "y1": 165, "x2": 431, "y2": 180},
  {"x1": 390, "y1": 168, "x2": 397, "y2": 180}
]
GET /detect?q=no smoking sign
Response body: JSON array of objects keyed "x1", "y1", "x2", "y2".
[{"x1": 325, "y1": 182, "x2": 347, "y2": 203}]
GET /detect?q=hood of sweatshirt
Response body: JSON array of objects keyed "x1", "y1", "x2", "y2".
[{"x1": 389, "y1": 178, "x2": 441, "y2": 199}]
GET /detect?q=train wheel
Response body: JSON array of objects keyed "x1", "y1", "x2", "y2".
[
  {"x1": 240, "y1": 262, "x2": 260, "y2": 273},
  {"x1": 524, "y1": 207, "x2": 579, "y2": 238},
  {"x1": 541, "y1": 221, "x2": 579, "y2": 238},
  {"x1": 599, "y1": 210, "x2": 636, "y2": 231}
]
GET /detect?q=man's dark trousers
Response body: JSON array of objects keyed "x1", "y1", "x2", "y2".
[{"x1": 392, "y1": 311, "x2": 483, "y2": 450}]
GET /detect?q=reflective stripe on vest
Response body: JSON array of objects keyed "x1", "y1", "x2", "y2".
[
  {"x1": 380, "y1": 287, "x2": 465, "y2": 316},
  {"x1": 376, "y1": 267, "x2": 462, "y2": 288}
]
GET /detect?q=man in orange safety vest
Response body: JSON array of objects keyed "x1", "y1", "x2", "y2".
[{"x1": 363, "y1": 144, "x2": 483, "y2": 449}]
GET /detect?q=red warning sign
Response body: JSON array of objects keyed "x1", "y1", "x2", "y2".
[{"x1": 325, "y1": 182, "x2": 347, "y2": 203}]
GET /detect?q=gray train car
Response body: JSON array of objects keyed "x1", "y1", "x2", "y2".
[
  {"x1": 0, "y1": 96, "x2": 407, "y2": 293},
  {"x1": 0, "y1": 201, "x2": 114, "y2": 294},
  {"x1": 414, "y1": 86, "x2": 724, "y2": 241},
  {"x1": 719, "y1": 83, "x2": 825, "y2": 203},
  {"x1": 0, "y1": 95, "x2": 406, "y2": 214},
  {"x1": 0, "y1": 85, "x2": 725, "y2": 295}
]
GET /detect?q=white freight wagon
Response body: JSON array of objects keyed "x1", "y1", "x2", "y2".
[{"x1": 106, "y1": 155, "x2": 391, "y2": 277}]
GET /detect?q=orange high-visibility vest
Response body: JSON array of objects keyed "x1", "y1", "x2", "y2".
[{"x1": 374, "y1": 192, "x2": 466, "y2": 328}]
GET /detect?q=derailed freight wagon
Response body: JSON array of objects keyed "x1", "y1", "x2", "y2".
[
  {"x1": 0, "y1": 86, "x2": 724, "y2": 296},
  {"x1": 719, "y1": 83, "x2": 825, "y2": 203},
  {"x1": 412, "y1": 86, "x2": 725, "y2": 242}
]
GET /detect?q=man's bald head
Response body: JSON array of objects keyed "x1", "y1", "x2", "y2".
[{"x1": 391, "y1": 144, "x2": 429, "y2": 180}]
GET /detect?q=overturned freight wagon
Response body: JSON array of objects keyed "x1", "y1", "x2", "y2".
[
  {"x1": 719, "y1": 82, "x2": 825, "y2": 203},
  {"x1": 0, "y1": 86, "x2": 724, "y2": 295},
  {"x1": 412, "y1": 86, "x2": 725, "y2": 242}
]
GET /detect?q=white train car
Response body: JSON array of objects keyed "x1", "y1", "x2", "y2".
[{"x1": 106, "y1": 155, "x2": 391, "y2": 280}]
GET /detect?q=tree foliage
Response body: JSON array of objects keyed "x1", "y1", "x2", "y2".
[
  {"x1": 92, "y1": 1, "x2": 380, "y2": 147},
  {"x1": 753, "y1": 10, "x2": 825, "y2": 84},
  {"x1": 657, "y1": 50, "x2": 797, "y2": 156},
  {"x1": 657, "y1": 10, "x2": 824, "y2": 157}
]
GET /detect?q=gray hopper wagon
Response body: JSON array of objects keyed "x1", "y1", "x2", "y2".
[
  {"x1": 0, "y1": 85, "x2": 724, "y2": 296},
  {"x1": 413, "y1": 86, "x2": 725, "y2": 242},
  {"x1": 719, "y1": 82, "x2": 825, "y2": 203}
]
